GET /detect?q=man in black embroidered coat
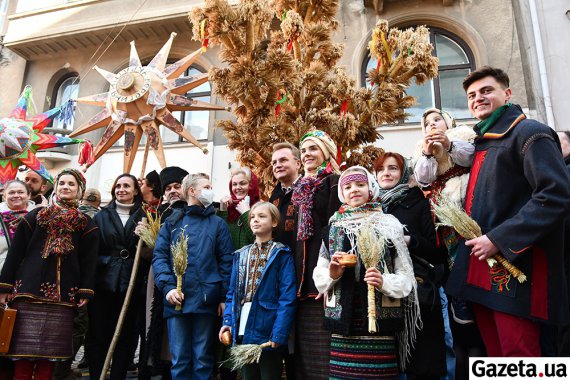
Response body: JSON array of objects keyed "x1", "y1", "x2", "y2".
[
  {"x1": 446, "y1": 66, "x2": 570, "y2": 356},
  {"x1": 268, "y1": 142, "x2": 301, "y2": 380}
]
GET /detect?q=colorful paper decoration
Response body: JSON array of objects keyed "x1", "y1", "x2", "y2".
[{"x1": 0, "y1": 86, "x2": 85, "y2": 185}]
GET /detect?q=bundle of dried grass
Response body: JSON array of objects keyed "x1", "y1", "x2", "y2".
[
  {"x1": 356, "y1": 220, "x2": 386, "y2": 333},
  {"x1": 171, "y1": 228, "x2": 189, "y2": 311},
  {"x1": 139, "y1": 207, "x2": 168, "y2": 249},
  {"x1": 189, "y1": 1, "x2": 438, "y2": 196},
  {"x1": 227, "y1": 341, "x2": 271, "y2": 370},
  {"x1": 432, "y1": 195, "x2": 527, "y2": 283}
]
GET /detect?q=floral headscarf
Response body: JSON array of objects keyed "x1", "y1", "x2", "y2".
[
  {"x1": 337, "y1": 166, "x2": 380, "y2": 204},
  {"x1": 299, "y1": 130, "x2": 341, "y2": 176}
]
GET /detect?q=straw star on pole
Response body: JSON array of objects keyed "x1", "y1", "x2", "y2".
[{"x1": 70, "y1": 32, "x2": 228, "y2": 173}]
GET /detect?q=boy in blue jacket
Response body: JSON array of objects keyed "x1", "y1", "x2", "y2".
[
  {"x1": 220, "y1": 202, "x2": 297, "y2": 380},
  {"x1": 153, "y1": 173, "x2": 234, "y2": 380}
]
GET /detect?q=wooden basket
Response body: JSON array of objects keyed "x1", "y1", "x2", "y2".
[{"x1": 0, "y1": 304, "x2": 16, "y2": 354}]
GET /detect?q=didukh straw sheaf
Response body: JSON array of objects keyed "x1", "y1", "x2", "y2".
[{"x1": 432, "y1": 195, "x2": 527, "y2": 283}]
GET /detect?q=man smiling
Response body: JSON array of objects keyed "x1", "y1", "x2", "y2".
[{"x1": 446, "y1": 66, "x2": 570, "y2": 356}]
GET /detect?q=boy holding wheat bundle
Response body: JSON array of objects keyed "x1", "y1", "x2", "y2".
[
  {"x1": 446, "y1": 66, "x2": 570, "y2": 357},
  {"x1": 313, "y1": 166, "x2": 420, "y2": 379},
  {"x1": 152, "y1": 173, "x2": 234, "y2": 380}
]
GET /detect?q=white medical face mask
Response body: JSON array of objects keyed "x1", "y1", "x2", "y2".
[{"x1": 197, "y1": 188, "x2": 214, "y2": 208}]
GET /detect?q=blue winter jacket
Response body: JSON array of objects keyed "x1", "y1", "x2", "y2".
[
  {"x1": 223, "y1": 241, "x2": 297, "y2": 347},
  {"x1": 152, "y1": 204, "x2": 234, "y2": 318}
]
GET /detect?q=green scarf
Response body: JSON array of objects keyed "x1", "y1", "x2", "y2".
[{"x1": 476, "y1": 103, "x2": 512, "y2": 135}]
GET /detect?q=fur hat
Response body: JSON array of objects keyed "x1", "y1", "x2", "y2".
[
  {"x1": 159, "y1": 166, "x2": 189, "y2": 193},
  {"x1": 421, "y1": 108, "x2": 456, "y2": 134}
]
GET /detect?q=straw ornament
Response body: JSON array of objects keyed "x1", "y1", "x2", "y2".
[
  {"x1": 171, "y1": 227, "x2": 189, "y2": 311},
  {"x1": 189, "y1": 2, "x2": 438, "y2": 195},
  {"x1": 432, "y1": 195, "x2": 527, "y2": 283},
  {"x1": 225, "y1": 341, "x2": 272, "y2": 370},
  {"x1": 355, "y1": 219, "x2": 386, "y2": 333}
]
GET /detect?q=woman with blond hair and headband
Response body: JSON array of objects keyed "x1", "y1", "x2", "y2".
[
  {"x1": 0, "y1": 168, "x2": 99, "y2": 380},
  {"x1": 291, "y1": 130, "x2": 342, "y2": 379}
]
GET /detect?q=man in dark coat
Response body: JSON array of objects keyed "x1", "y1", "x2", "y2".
[
  {"x1": 269, "y1": 142, "x2": 301, "y2": 254},
  {"x1": 446, "y1": 66, "x2": 570, "y2": 356},
  {"x1": 268, "y1": 142, "x2": 301, "y2": 380}
]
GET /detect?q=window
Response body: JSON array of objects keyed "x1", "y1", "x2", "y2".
[
  {"x1": 114, "y1": 65, "x2": 212, "y2": 146},
  {"x1": 362, "y1": 28, "x2": 475, "y2": 123},
  {"x1": 166, "y1": 66, "x2": 212, "y2": 143},
  {"x1": 51, "y1": 74, "x2": 79, "y2": 131}
]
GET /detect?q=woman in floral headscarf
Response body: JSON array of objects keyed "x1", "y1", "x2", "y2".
[
  {"x1": 291, "y1": 130, "x2": 342, "y2": 379},
  {"x1": 0, "y1": 168, "x2": 99, "y2": 380}
]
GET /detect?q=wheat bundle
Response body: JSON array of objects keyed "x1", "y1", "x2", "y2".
[
  {"x1": 356, "y1": 220, "x2": 386, "y2": 333},
  {"x1": 432, "y1": 195, "x2": 527, "y2": 283},
  {"x1": 226, "y1": 341, "x2": 271, "y2": 370},
  {"x1": 171, "y1": 228, "x2": 189, "y2": 311},
  {"x1": 139, "y1": 206, "x2": 169, "y2": 249}
]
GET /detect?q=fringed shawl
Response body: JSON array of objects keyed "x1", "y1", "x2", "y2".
[{"x1": 326, "y1": 203, "x2": 421, "y2": 370}]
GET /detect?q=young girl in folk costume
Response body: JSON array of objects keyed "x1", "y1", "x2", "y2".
[
  {"x1": 313, "y1": 166, "x2": 420, "y2": 379},
  {"x1": 220, "y1": 202, "x2": 297, "y2": 380},
  {"x1": 0, "y1": 169, "x2": 99, "y2": 380},
  {"x1": 291, "y1": 130, "x2": 342, "y2": 379}
]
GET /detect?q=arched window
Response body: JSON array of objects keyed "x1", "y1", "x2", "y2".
[
  {"x1": 51, "y1": 74, "x2": 79, "y2": 131},
  {"x1": 362, "y1": 28, "x2": 475, "y2": 123}
]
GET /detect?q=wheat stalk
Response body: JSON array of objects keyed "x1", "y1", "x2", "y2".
[
  {"x1": 139, "y1": 206, "x2": 170, "y2": 249},
  {"x1": 226, "y1": 342, "x2": 272, "y2": 370},
  {"x1": 356, "y1": 220, "x2": 385, "y2": 333},
  {"x1": 432, "y1": 195, "x2": 527, "y2": 283},
  {"x1": 171, "y1": 228, "x2": 189, "y2": 311}
]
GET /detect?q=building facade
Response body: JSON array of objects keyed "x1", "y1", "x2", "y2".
[{"x1": 0, "y1": 0, "x2": 567, "y2": 201}]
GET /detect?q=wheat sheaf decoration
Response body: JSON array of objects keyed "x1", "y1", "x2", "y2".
[
  {"x1": 432, "y1": 195, "x2": 527, "y2": 283},
  {"x1": 171, "y1": 227, "x2": 189, "y2": 311},
  {"x1": 189, "y1": 1, "x2": 438, "y2": 196}
]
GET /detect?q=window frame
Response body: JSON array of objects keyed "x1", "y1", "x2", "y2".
[
  {"x1": 49, "y1": 72, "x2": 80, "y2": 132},
  {"x1": 361, "y1": 26, "x2": 476, "y2": 123}
]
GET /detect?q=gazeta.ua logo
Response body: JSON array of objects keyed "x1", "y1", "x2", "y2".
[{"x1": 470, "y1": 358, "x2": 568, "y2": 379}]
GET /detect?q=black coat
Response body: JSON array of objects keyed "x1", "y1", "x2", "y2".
[
  {"x1": 386, "y1": 187, "x2": 447, "y2": 376},
  {"x1": 269, "y1": 183, "x2": 298, "y2": 256},
  {"x1": 92, "y1": 200, "x2": 145, "y2": 294},
  {"x1": 0, "y1": 207, "x2": 99, "y2": 305},
  {"x1": 295, "y1": 174, "x2": 342, "y2": 299},
  {"x1": 446, "y1": 104, "x2": 570, "y2": 324}
]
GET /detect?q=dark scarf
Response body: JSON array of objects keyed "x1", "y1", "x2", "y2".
[
  {"x1": 475, "y1": 103, "x2": 512, "y2": 135},
  {"x1": 37, "y1": 195, "x2": 87, "y2": 258},
  {"x1": 378, "y1": 164, "x2": 411, "y2": 213}
]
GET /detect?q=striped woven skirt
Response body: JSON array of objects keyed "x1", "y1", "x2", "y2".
[
  {"x1": 6, "y1": 298, "x2": 74, "y2": 360},
  {"x1": 329, "y1": 334, "x2": 398, "y2": 379},
  {"x1": 294, "y1": 299, "x2": 330, "y2": 379}
]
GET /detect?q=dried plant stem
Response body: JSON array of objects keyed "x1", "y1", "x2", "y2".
[
  {"x1": 367, "y1": 284, "x2": 378, "y2": 332},
  {"x1": 293, "y1": 40, "x2": 302, "y2": 62},
  {"x1": 228, "y1": 341, "x2": 272, "y2": 370},
  {"x1": 432, "y1": 195, "x2": 527, "y2": 283},
  {"x1": 171, "y1": 229, "x2": 189, "y2": 311}
]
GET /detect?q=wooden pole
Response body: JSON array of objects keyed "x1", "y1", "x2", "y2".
[
  {"x1": 99, "y1": 217, "x2": 147, "y2": 380},
  {"x1": 139, "y1": 138, "x2": 150, "y2": 179}
]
